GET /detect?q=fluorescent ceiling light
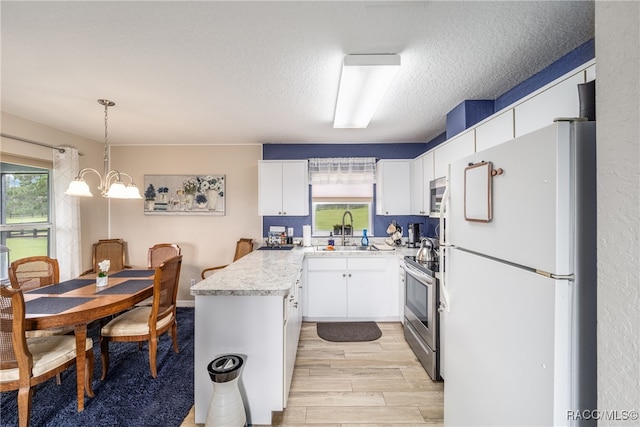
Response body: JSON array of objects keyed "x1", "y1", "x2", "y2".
[{"x1": 333, "y1": 54, "x2": 401, "y2": 129}]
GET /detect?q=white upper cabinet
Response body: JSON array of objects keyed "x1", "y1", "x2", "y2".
[
  {"x1": 475, "y1": 109, "x2": 515, "y2": 152},
  {"x1": 376, "y1": 160, "x2": 411, "y2": 215},
  {"x1": 434, "y1": 130, "x2": 475, "y2": 179},
  {"x1": 410, "y1": 152, "x2": 434, "y2": 215},
  {"x1": 410, "y1": 156, "x2": 424, "y2": 215},
  {"x1": 258, "y1": 160, "x2": 309, "y2": 216},
  {"x1": 422, "y1": 152, "x2": 434, "y2": 206},
  {"x1": 514, "y1": 71, "x2": 585, "y2": 137}
]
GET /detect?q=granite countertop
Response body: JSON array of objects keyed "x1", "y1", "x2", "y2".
[
  {"x1": 190, "y1": 244, "x2": 419, "y2": 297},
  {"x1": 190, "y1": 248, "x2": 306, "y2": 297}
]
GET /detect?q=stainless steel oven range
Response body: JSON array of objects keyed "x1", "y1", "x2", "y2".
[{"x1": 403, "y1": 255, "x2": 441, "y2": 381}]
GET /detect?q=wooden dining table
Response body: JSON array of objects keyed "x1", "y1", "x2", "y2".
[{"x1": 22, "y1": 269, "x2": 156, "y2": 411}]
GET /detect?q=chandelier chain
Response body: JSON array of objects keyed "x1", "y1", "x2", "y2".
[
  {"x1": 64, "y1": 98, "x2": 141, "y2": 199},
  {"x1": 104, "y1": 102, "x2": 108, "y2": 145}
]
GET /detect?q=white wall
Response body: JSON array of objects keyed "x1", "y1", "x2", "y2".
[{"x1": 595, "y1": 2, "x2": 640, "y2": 422}]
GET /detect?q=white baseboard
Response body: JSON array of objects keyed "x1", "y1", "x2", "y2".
[{"x1": 177, "y1": 299, "x2": 195, "y2": 308}]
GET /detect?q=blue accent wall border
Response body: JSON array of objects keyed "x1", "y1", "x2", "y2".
[
  {"x1": 263, "y1": 142, "x2": 427, "y2": 160},
  {"x1": 495, "y1": 39, "x2": 595, "y2": 111}
]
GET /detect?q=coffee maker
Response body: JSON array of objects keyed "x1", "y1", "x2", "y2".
[{"x1": 407, "y1": 223, "x2": 422, "y2": 248}]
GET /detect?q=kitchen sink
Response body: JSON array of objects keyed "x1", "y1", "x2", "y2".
[
  {"x1": 316, "y1": 245, "x2": 371, "y2": 252},
  {"x1": 257, "y1": 245, "x2": 294, "y2": 251}
]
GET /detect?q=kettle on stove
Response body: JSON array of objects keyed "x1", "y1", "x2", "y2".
[{"x1": 416, "y1": 238, "x2": 437, "y2": 263}]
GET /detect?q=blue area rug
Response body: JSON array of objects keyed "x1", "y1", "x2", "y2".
[{"x1": 1, "y1": 307, "x2": 194, "y2": 427}]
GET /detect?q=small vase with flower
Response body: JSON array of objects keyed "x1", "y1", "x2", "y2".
[{"x1": 96, "y1": 259, "x2": 110, "y2": 287}]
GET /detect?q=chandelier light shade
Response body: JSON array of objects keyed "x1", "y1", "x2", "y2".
[
  {"x1": 65, "y1": 99, "x2": 142, "y2": 199},
  {"x1": 333, "y1": 54, "x2": 401, "y2": 129}
]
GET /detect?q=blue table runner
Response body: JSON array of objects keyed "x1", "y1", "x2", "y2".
[
  {"x1": 27, "y1": 279, "x2": 95, "y2": 294},
  {"x1": 26, "y1": 297, "x2": 94, "y2": 314},
  {"x1": 97, "y1": 279, "x2": 154, "y2": 294},
  {"x1": 110, "y1": 269, "x2": 155, "y2": 278}
]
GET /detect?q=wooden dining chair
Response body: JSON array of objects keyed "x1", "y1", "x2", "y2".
[
  {"x1": 82, "y1": 238, "x2": 130, "y2": 275},
  {"x1": 0, "y1": 286, "x2": 94, "y2": 427},
  {"x1": 9, "y1": 257, "x2": 74, "y2": 339},
  {"x1": 100, "y1": 255, "x2": 183, "y2": 379},
  {"x1": 148, "y1": 243, "x2": 181, "y2": 269},
  {"x1": 201, "y1": 238, "x2": 253, "y2": 279},
  {"x1": 9, "y1": 256, "x2": 59, "y2": 292}
]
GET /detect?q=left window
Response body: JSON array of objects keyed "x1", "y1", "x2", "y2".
[{"x1": 0, "y1": 162, "x2": 52, "y2": 282}]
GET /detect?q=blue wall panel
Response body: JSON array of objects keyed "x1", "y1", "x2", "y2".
[
  {"x1": 446, "y1": 100, "x2": 494, "y2": 138},
  {"x1": 263, "y1": 142, "x2": 427, "y2": 160}
]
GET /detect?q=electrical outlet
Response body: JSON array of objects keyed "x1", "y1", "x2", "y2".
[{"x1": 190, "y1": 278, "x2": 196, "y2": 286}]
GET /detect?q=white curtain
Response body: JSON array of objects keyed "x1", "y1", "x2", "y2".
[
  {"x1": 53, "y1": 148, "x2": 81, "y2": 281},
  {"x1": 308, "y1": 157, "x2": 377, "y2": 185}
]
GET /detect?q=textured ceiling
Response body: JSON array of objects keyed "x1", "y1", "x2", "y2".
[{"x1": 1, "y1": 1, "x2": 594, "y2": 146}]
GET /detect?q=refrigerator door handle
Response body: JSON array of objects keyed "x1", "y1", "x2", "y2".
[
  {"x1": 438, "y1": 164, "x2": 451, "y2": 312},
  {"x1": 439, "y1": 246, "x2": 451, "y2": 312},
  {"x1": 439, "y1": 165, "x2": 450, "y2": 248}
]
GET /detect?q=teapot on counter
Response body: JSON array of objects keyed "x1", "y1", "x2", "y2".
[{"x1": 416, "y1": 238, "x2": 438, "y2": 263}]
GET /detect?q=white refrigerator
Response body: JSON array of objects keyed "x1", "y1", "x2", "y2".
[{"x1": 440, "y1": 120, "x2": 597, "y2": 426}]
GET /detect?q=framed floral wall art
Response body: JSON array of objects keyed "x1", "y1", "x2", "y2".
[{"x1": 143, "y1": 174, "x2": 225, "y2": 215}]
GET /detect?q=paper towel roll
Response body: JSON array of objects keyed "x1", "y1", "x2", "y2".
[{"x1": 302, "y1": 225, "x2": 312, "y2": 247}]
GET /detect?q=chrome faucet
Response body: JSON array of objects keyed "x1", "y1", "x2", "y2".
[{"x1": 341, "y1": 210, "x2": 353, "y2": 246}]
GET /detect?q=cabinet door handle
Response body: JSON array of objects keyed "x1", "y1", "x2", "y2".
[
  {"x1": 342, "y1": 273, "x2": 346, "y2": 277},
  {"x1": 348, "y1": 273, "x2": 352, "y2": 277},
  {"x1": 283, "y1": 211, "x2": 287, "y2": 215}
]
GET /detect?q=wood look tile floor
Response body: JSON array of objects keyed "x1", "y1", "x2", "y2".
[{"x1": 180, "y1": 322, "x2": 443, "y2": 426}]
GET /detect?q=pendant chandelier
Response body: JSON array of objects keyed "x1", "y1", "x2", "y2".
[{"x1": 65, "y1": 99, "x2": 142, "y2": 199}]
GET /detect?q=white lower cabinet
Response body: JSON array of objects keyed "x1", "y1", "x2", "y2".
[
  {"x1": 283, "y1": 267, "x2": 302, "y2": 406},
  {"x1": 307, "y1": 258, "x2": 348, "y2": 318},
  {"x1": 307, "y1": 270, "x2": 348, "y2": 317},
  {"x1": 306, "y1": 256, "x2": 399, "y2": 320}
]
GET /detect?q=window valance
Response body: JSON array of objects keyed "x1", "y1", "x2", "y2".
[{"x1": 308, "y1": 157, "x2": 376, "y2": 185}]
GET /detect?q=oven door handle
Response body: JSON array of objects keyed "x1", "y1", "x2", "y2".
[{"x1": 404, "y1": 263, "x2": 433, "y2": 284}]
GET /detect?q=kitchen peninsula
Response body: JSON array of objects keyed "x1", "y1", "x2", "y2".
[
  {"x1": 190, "y1": 245, "x2": 403, "y2": 424},
  {"x1": 191, "y1": 247, "x2": 305, "y2": 425}
]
